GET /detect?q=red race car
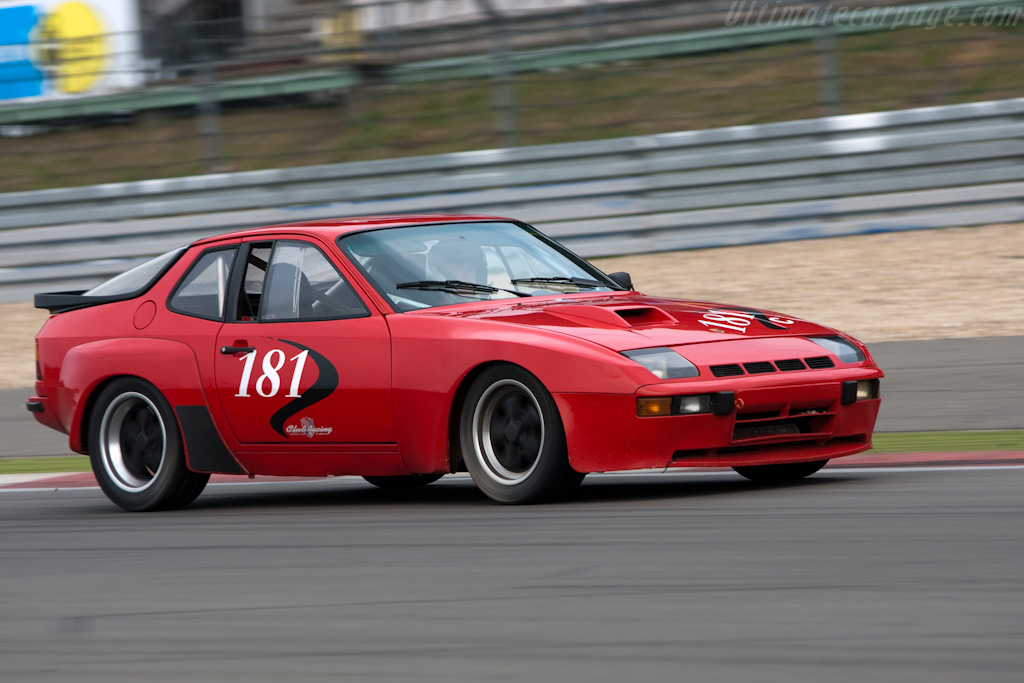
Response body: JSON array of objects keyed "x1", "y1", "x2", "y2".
[{"x1": 29, "y1": 215, "x2": 882, "y2": 510}]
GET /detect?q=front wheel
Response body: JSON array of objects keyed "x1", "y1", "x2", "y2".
[
  {"x1": 460, "y1": 365, "x2": 583, "y2": 504},
  {"x1": 733, "y1": 459, "x2": 829, "y2": 483},
  {"x1": 88, "y1": 378, "x2": 209, "y2": 511}
]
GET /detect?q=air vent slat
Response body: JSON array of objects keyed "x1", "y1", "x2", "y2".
[
  {"x1": 743, "y1": 361, "x2": 776, "y2": 374},
  {"x1": 712, "y1": 357, "x2": 835, "y2": 377},
  {"x1": 710, "y1": 364, "x2": 744, "y2": 377}
]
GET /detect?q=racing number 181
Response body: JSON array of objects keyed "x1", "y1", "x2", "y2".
[
  {"x1": 699, "y1": 309, "x2": 794, "y2": 333},
  {"x1": 235, "y1": 349, "x2": 310, "y2": 398}
]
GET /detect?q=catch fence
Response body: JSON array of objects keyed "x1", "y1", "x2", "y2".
[{"x1": 2, "y1": 0, "x2": 1024, "y2": 191}]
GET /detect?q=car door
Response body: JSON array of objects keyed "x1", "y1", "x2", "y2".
[{"x1": 213, "y1": 237, "x2": 395, "y2": 445}]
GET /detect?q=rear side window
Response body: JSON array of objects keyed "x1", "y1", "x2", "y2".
[
  {"x1": 169, "y1": 248, "x2": 236, "y2": 320},
  {"x1": 84, "y1": 248, "x2": 185, "y2": 298}
]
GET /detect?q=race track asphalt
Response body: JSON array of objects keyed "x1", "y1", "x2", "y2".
[
  {"x1": 1, "y1": 336, "x2": 1021, "y2": 681},
  {"x1": 867, "y1": 335, "x2": 1024, "y2": 432},
  {"x1": 3, "y1": 335, "x2": 1022, "y2": 458},
  {"x1": 2, "y1": 468, "x2": 1023, "y2": 682}
]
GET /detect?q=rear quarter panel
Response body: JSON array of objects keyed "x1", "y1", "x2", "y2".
[{"x1": 36, "y1": 294, "x2": 212, "y2": 454}]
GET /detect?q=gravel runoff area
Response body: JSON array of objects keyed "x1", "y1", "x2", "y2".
[{"x1": 1, "y1": 224, "x2": 1020, "y2": 390}]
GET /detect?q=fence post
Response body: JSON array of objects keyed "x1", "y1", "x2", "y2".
[
  {"x1": 191, "y1": 14, "x2": 224, "y2": 174},
  {"x1": 586, "y1": 0, "x2": 606, "y2": 44},
  {"x1": 815, "y1": 0, "x2": 843, "y2": 116},
  {"x1": 195, "y1": 61, "x2": 225, "y2": 173},
  {"x1": 476, "y1": 0, "x2": 518, "y2": 148}
]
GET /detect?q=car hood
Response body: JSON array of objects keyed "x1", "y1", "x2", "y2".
[{"x1": 415, "y1": 292, "x2": 844, "y2": 352}]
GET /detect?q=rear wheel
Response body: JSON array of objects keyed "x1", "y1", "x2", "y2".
[
  {"x1": 89, "y1": 378, "x2": 209, "y2": 511},
  {"x1": 460, "y1": 365, "x2": 583, "y2": 504},
  {"x1": 363, "y1": 474, "x2": 443, "y2": 489},
  {"x1": 733, "y1": 459, "x2": 829, "y2": 483}
]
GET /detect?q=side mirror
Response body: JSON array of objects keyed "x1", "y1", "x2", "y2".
[{"x1": 607, "y1": 271, "x2": 633, "y2": 290}]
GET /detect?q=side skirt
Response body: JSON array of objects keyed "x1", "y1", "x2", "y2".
[{"x1": 175, "y1": 405, "x2": 246, "y2": 475}]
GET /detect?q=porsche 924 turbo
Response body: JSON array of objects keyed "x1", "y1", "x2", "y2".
[{"x1": 28, "y1": 215, "x2": 882, "y2": 510}]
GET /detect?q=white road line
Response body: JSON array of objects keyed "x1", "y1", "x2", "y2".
[
  {"x1": 823, "y1": 465, "x2": 1024, "y2": 474},
  {"x1": 2, "y1": 465, "x2": 1023, "y2": 493}
]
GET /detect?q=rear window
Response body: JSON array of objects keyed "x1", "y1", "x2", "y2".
[{"x1": 84, "y1": 248, "x2": 185, "y2": 298}]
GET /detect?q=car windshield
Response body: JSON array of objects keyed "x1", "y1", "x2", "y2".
[{"x1": 340, "y1": 221, "x2": 619, "y2": 312}]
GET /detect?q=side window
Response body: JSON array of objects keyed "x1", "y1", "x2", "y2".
[
  {"x1": 258, "y1": 241, "x2": 369, "y2": 321},
  {"x1": 169, "y1": 247, "x2": 236, "y2": 320}
]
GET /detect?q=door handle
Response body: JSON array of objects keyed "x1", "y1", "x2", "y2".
[{"x1": 221, "y1": 346, "x2": 255, "y2": 354}]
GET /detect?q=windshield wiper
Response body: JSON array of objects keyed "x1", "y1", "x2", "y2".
[
  {"x1": 397, "y1": 280, "x2": 531, "y2": 298},
  {"x1": 511, "y1": 276, "x2": 607, "y2": 289}
]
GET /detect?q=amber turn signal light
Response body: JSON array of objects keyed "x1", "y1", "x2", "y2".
[{"x1": 636, "y1": 397, "x2": 673, "y2": 416}]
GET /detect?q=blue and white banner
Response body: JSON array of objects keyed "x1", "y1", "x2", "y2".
[{"x1": 0, "y1": 0, "x2": 141, "y2": 102}]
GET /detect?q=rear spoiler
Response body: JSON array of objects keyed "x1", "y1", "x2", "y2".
[
  {"x1": 34, "y1": 291, "x2": 127, "y2": 314},
  {"x1": 33, "y1": 246, "x2": 188, "y2": 314}
]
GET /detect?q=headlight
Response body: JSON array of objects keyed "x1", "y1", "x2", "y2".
[
  {"x1": 808, "y1": 336, "x2": 865, "y2": 364},
  {"x1": 621, "y1": 347, "x2": 699, "y2": 379}
]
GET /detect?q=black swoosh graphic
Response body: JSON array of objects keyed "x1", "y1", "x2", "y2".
[
  {"x1": 716, "y1": 306, "x2": 788, "y2": 330},
  {"x1": 747, "y1": 311, "x2": 787, "y2": 330},
  {"x1": 269, "y1": 339, "x2": 339, "y2": 438}
]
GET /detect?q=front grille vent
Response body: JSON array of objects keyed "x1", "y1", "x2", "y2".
[
  {"x1": 711, "y1": 363, "x2": 744, "y2": 377},
  {"x1": 743, "y1": 361, "x2": 775, "y2": 374},
  {"x1": 709, "y1": 356, "x2": 836, "y2": 376}
]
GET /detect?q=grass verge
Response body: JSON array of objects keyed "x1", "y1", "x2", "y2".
[
  {"x1": 869, "y1": 430, "x2": 1024, "y2": 453},
  {"x1": 0, "y1": 456, "x2": 91, "y2": 475},
  {"x1": 1, "y1": 430, "x2": 1021, "y2": 475}
]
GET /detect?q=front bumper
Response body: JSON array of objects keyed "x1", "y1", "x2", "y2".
[{"x1": 556, "y1": 370, "x2": 882, "y2": 473}]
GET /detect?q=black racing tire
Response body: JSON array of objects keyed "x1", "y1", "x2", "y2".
[
  {"x1": 733, "y1": 459, "x2": 829, "y2": 483},
  {"x1": 88, "y1": 378, "x2": 209, "y2": 512},
  {"x1": 362, "y1": 474, "x2": 443, "y2": 489},
  {"x1": 460, "y1": 364, "x2": 583, "y2": 504}
]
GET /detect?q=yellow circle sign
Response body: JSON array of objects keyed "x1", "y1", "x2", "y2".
[{"x1": 37, "y1": 2, "x2": 108, "y2": 94}]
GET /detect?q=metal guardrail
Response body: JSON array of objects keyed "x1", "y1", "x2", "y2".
[{"x1": 2, "y1": 96, "x2": 1023, "y2": 302}]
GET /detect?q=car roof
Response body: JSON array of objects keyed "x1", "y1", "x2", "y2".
[{"x1": 192, "y1": 214, "x2": 513, "y2": 246}]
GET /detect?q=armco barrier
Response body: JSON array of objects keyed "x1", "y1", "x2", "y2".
[{"x1": 2, "y1": 97, "x2": 1024, "y2": 302}]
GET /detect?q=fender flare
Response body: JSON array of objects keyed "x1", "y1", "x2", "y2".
[{"x1": 60, "y1": 339, "x2": 212, "y2": 459}]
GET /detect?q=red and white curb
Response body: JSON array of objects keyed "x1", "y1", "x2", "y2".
[
  {"x1": 0, "y1": 471, "x2": 335, "y2": 491},
  {"x1": 2, "y1": 450, "x2": 1023, "y2": 491}
]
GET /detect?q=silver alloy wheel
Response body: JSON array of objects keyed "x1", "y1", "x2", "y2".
[
  {"x1": 98, "y1": 391, "x2": 166, "y2": 492},
  {"x1": 471, "y1": 379, "x2": 546, "y2": 485}
]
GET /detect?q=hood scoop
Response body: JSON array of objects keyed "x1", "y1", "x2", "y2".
[{"x1": 546, "y1": 304, "x2": 677, "y2": 329}]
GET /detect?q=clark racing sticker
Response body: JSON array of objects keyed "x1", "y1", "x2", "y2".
[{"x1": 286, "y1": 417, "x2": 334, "y2": 439}]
